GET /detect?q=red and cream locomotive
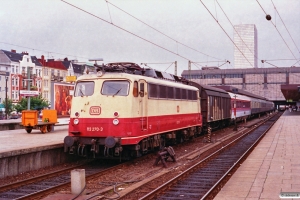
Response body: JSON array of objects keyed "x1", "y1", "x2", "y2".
[{"x1": 64, "y1": 62, "x2": 202, "y2": 159}]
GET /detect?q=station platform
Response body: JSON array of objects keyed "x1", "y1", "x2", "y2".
[
  {"x1": 214, "y1": 110, "x2": 300, "y2": 200},
  {"x1": 0, "y1": 119, "x2": 72, "y2": 179},
  {"x1": 0, "y1": 118, "x2": 69, "y2": 154},
  {"x1": 0, "y1": 125, "x2": 68, "y2": 155}
]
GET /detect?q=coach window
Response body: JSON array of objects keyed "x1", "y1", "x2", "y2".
[
  {"x1": 188, "y1": 90, "x2": 193, "y2": 100},
  {"x1": 149, "y1": 83, "x2": 158, "y2": 98},
  {"x1": 167, "y1": 87, "x2": 174, "y2": 99},
  {"x1": 133, "y1": 81, "x2": 138, "y2": 97},
  {"x1": 74, "y1": 81, "x2": 94, "y2": 97},
  {"x1": 182, "y1": 89, "x2": 187, "y2": 99},
  {"x1": 175, "y1": 88, "x2": 181, "y2": 99},
  {"x1": 102, "y1": 81, "x2": 129, "y2": 96},
  {"x1": 159, "y1": 85, "x2": 167, "y2": 98},
  {"x1": 140, "y1": 83, "x2": 144, "y2": 97}
]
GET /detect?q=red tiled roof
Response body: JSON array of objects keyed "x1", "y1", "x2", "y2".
[{"x1": 38, "y1": 59, "x2": 68, "y2": 71}]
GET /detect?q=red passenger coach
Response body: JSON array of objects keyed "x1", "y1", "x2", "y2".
[{"x1": 64, "y1": 63, "x2": 202, "y2": 160}]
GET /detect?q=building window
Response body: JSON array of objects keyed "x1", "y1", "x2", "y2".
[{"x1": 44, "y1": 68, "x2": 48, "y2": 76}]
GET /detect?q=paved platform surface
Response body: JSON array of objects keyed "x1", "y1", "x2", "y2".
[
  {"x1": 0, "y1": 118, "x2": 69, "y2": 155},
  {"x1": 214, "y1": 110, "x2": 300, "y2": 200}
]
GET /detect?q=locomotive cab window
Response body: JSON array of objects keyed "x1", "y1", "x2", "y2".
[
  {"x1": 102, "y1": 81, "x2": 129, "y2": 96},
  {"x1": 74, "y1": 81, "x2": 94, "y2": 97},
  {"x1": 133, "y1": 81, "x2": 138, "y2": 97},
  {"x1": 140, "y1": 83, "x2": 144, "y2": 97}
]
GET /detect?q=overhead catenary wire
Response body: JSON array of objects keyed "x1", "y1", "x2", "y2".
[
  {"x1": 199, "y1": 0, "x2": 254, "y2": 68},
  {"x1": 0, "y1": 41, "x2": 90, "y2": 60},
  {"x1": 105, "y1": 0, "x2": 225, "y2": 62},
  {"x1": 255, "y1": 0, "x2": 299, "y2": 64},
  {"x1": 141, "y1": 62, "x2": 175, "y2": 73},
  {"x1": 271, "y1": 0, "x2": 300, "y2": 54},
  {"x1": 216, "y1": 0, "x2": 260, "y2": 62},
  {"x1": 61, "y1": 0, "x2": 194, "y2": 63},
  {"x1": 105, "y1": 0, "x2": 113, "y2": 24}
]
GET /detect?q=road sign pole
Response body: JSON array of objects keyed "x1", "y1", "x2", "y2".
[{"x1": 27, "y1": 68, "x2": 31, "y2": 110}]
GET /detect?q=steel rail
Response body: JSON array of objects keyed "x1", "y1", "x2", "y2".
[
  {"x1": 0, "y1": 163, "x2": 89, "y2": 193},
  {"x1": 138, "y1": 113, "x2": 281, "y2": 200},
  {"x1": 200, "y1": 114, "x2": 280, "y2": 199},
  {"x1": 0, "y1": 160, "x2": 126, "y2": 200}
]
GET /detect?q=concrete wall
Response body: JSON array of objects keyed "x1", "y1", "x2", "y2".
[
  {"x1": 0, "y1": 122, "x2": 23, "y2": 131},
  {"x1": 0, "y1": 144, "x2": 78, "y2": 179}
]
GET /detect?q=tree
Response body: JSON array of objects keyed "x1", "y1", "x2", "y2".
[
  {"x1": 2, "y1": 98, "x2": 14, "y2": 115},
  {"x1": 14, "y1": 95, "x2": 49, "y2": 113}
]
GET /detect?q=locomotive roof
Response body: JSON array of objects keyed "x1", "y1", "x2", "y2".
[
  {"x1": 77, "y1": 70, "x2": 198, "y2": 90},
  {"x1": 90, "y1": 62, "x2": 186, "y2": 82},
  {"x1": 77, "y1": 62, "x2": 197, "y2": 86}
]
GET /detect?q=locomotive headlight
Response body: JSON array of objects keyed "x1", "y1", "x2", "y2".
[
  {"x1": 74, "y1": 118, "x2": 79, "y2": 125},
  {"x1": 113, "y1": 119, "x2": 119, "y2": 125}
]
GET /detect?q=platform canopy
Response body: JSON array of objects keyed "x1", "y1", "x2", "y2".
[{"x1": 280, "y1": 84, "x2": 300, "y2": 102}]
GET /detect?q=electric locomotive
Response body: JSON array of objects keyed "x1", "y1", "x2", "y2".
[{"x1": 64, "y1": 62, "x2": 202, "y2": 160}]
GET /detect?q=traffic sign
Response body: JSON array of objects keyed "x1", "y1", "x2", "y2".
[
  {"x1": 20, "y1": 90, "x2": 39, "y2": 97},
  {"x1": 66, "y1": 76, "x2": 76, "y2": 82}
]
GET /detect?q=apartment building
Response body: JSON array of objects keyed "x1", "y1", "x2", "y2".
[
  {"x1": 0, "y1": 49, "x2": 89, "y2": 107},
  {"x1": 0, "y1": 49, "x2": 43, "y2": 103}
]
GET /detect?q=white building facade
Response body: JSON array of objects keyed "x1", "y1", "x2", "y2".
[{"x1": 233, "y1": 24, "x2": 258, "y2": 69}]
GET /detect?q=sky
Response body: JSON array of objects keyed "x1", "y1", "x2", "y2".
[{"x1": 0, "y1": 0, "x2": 299, "y2": 75}]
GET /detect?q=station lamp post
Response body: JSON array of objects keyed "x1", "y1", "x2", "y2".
[{"x1": 5, "y1": 73, "x2": 9, "y2": 120}]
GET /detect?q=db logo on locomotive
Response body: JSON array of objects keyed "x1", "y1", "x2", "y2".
[{"x1": 89, "y1": 106, "x2": 101, "y2": 115}]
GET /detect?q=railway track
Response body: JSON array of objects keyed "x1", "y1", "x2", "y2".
[
  {"x1": 137, "y1": 113, "x2": 281, "y2": 200},
  {"x1": 111, "y1": 113, "x2": 280, "y2": 200},
  {"x1": 0, "y1": 113, "x2": 277, "y2": 200},
  {"x1": 0, "y1": 160, "x2": 119, "y2": 200}
]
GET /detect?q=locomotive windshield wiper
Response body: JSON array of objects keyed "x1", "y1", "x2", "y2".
[
  {"x1": 113, "y1": 88, "x2": 122, "y2": 96},
  {"x1": 79, "y1": 88, "x2": 84, "y2": 96}
]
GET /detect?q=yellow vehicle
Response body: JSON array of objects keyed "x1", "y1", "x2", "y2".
[{"x1": 21, "y1": 110, "x2": 58, "y2": 133}]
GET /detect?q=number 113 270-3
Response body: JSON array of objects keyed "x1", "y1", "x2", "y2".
[{"x1": 87, "y1": 127, "x2": 103, "y2": 131}]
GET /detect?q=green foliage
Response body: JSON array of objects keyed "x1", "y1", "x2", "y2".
[
  {"x1": 2, "y1": 98, "x2": 14, "y2": 114},
  {"x1": 14, "y1": 95, "x2": 49, "y2": 113}
]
